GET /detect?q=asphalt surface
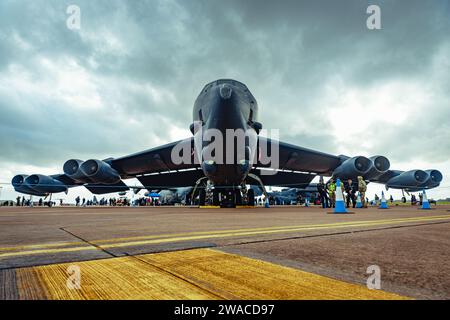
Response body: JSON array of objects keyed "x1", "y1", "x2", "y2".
[{"x1": 1, "y1": 204, "x2": 449, "y2": 299}]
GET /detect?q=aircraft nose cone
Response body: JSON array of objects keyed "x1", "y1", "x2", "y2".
[{"x1": 219, "y1": 84, "x2": 232, "y2": 99}]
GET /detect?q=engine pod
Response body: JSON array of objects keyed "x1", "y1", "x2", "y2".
[
  {"x1": 24, "y1": 174, "x2": 67, "y2": 193},
  {"x1": 333, "y1": 156, "x2": 372, "y2": 179},
  {"x1": 63, "y1": 159, "x2": 92, "y2": 183},
  {"x1": 80, "y1": 159, "x2": 121, "y2": 184},
  {"x1": 419, "y1": 169, "x2": 443, "y2": 188},
  {"x1": 365, "y1": 156, "x2": 390, "y2": 179},
  {"x1": 386, "y1": 170, "x2": 428, "y2": 189}
]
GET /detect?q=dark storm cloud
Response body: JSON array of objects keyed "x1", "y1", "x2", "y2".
[{"x1": 0, "y1": 0, "x2": 449, "y2": 173}]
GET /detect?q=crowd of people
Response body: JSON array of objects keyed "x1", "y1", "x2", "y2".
[
  {"x1": 0, "y1": 194, "x2": 163, "y2": 207},
  {"x1": 12, "y1": 196, "x2": 56, "y2": 207},
  {"x1": 133, "y1": 197, "x2": 161, "y2": 206},
  {"x1": 75, "y1": 196, "x2": 129, "y2": 207},
  {"x1": 74, "y1": 196, "x2": 161, "y2": 207},
  {"x1": 407, "y1": 193, "x2": 434, "y2": 206}
]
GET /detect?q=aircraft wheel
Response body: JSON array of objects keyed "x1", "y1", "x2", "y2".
[
  {"x1": 199, "y1": 189, "x2": 206, "y2": 206},
  {"x1": 247, "y1": 189, "x2": 255, "y2": 206},
  {"x1": 213, "y1": 190, "x2": 220, "y2": 206}
]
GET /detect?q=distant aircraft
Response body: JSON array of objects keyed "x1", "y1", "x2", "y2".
[
  {"x1": 253, "y1": 186, "x2": 319, "y2": 205},
  {"x1": 12, "y1": 79, "x2": 442, "y2": 207}
]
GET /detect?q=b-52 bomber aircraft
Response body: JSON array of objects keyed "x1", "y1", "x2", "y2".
[{"x1": 12, "y1": 79, "x2": 442, "y2": 207}]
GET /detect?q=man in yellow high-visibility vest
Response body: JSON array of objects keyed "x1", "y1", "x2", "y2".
[{"x1": 327, "y1": 178, "x2": 336, "y2": 208}]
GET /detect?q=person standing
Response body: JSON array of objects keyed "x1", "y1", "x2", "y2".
[
  {"x1": 411, "y1": 194, "x2": 417, "y2": 205},
  {"x1": 317, "y1": 177, "x2": 329, "y2": 208},
  {"x1": 75, "y1": 196, "x2": 80, "y2": 206},
  {"x1": 16, "y1": 196, "x2": 21, "y2": 206},
  {"x1": 357, "y1": 176, "x2": 367, "y2": 208},
  {"x1": 345, "y1": 178, "x2": 356, "y2": 208},
  {"x1": 390, "y1": 195, "x2": 394, "y2": 203},
  {"x1": 327, "y1": 178, "x2": 336, "y2": 208}
]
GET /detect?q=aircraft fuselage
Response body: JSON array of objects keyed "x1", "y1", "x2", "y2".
[{"x1": 192, "y1": 79, "x2": 260, "y2": 187}]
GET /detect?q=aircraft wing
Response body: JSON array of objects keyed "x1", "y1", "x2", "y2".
[
  {"x1": 12, "y1": 134, "x2": 442, "y2": 196},
  {"x1": 257, "y1": 137, "x2": 342, "y2": 174},
  {"x1": 255, "y1": 137, "x2": 442, "y2": 191},
  {"x1": 12, "y1": 138, "x2": 200, "y2": 195},
  {"x1": 111, "y1": 137, "x2": 203, "y2": 190},
  {"x1": 251, "y1": 137, "x2": 341, "y2": 187},
  {"x1": 111, "y1": 138, "x2": 197, "y2": 177}
]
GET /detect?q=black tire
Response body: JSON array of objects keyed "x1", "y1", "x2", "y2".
[
  {"x1": 247, "y1": 189, "x2": 255, "y2": 206},
  {"x1": 199, "y1": 189, "x2": 206, "y2": 206}
]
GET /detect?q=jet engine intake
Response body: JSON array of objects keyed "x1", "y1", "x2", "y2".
[
  {"x1": 63, "y1": 159, "x2": 90, "y2": 183},
  {"x1": 365, "y1": 156, "x2": 390, "y2": 179},
  {"x1": 11, "y1": 174, "x2": 41, "y2": 195},
  {"x1": 12, "y1": 174, "x2": 28, "y2": 188},
  {"x1": 420, "y1": 169, "x2": 443, "y2": 188},
  {"x1": 332, "y1": 156, "x2": 372, "y2": 179}
]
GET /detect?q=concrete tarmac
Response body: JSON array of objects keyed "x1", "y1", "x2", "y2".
[{"x1": 1, "y1": 205, "x2": 449, "y2": 299}]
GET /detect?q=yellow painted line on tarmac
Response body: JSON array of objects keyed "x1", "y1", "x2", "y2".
[
  {"x1": 0, "y1": 245, "x2": 96, "y2": 259},
  {"x1": 3, "y1": 212, "x2": 447, "y2": 252},
  {"x1": 91, "y1": 213, "x2": 450, "y2": 244},
  {"x1": 0, "y1": 241, "x2": 86, "y2": 252},
  {"x1": 15, "y1": 249, "x2": 409, "y2": 300},
  {"x1": 98, "y1": 214, "x2": 450, "y2": 249},
  {"x1": 2, "y1": 214, "x2": 450, "y2": 259}
]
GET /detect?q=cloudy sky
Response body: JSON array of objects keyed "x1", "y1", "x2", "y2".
[{"x1": 0, "y1": 0, "x2": 449, "y2": 202}]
